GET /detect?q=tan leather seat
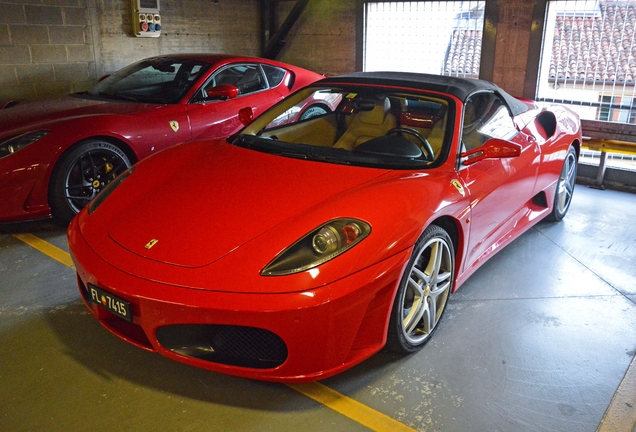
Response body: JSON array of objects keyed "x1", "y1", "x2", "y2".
[
  {"x1": 334, "y1": 98, "x2": 396, "y2": 150},
  {"x1": 426, "y1": 116, "x2": 446, "y2": 159}
]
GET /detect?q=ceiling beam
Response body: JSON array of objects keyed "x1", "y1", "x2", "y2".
[{"x1": 263, "y1": 0, "x2": 311, "y2": 60}]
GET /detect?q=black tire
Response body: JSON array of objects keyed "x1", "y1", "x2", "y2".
[
  {"x1": 545, "y1": 145, "x2": 577, "y2": 222},
  {"x1": 386, "y1": 225, "x2": 454, "y2": 353},
  {"x1": 49, "y1": 139, "x2": 132, "y2": 224}
]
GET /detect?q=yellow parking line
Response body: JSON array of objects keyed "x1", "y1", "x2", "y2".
[
  {"x1": 287, "y1": 382, "x2": 416, "y2": 432},
  {"x1": 13, "y1": 233, "x2": 414, "y2": 430},
  {"x1": 13, "y1": 233, "x2": 74, "y2": 268},
  {"x1": 18, "y1": 233, "x2": 634, "y2": 431},
  {"x1": 597, "y1": 353, "x2": 636, "y2": 432}
]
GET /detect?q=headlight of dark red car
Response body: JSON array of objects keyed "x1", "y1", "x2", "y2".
[
  {"x1": 0, "y1": 130, "x2": 50, "y2": 158},
  {"x1": 88, "y1": 166, "x2": 135, "y2": 214},
  {"x1": 261, "y1": 218, "x2": 371, "y2": 276}
]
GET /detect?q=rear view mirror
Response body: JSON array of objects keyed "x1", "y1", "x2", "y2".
[
  {"x1": 239, "y1": 107, "x2": 254, "y2": 125},
  {"x1": 461, "y1": 138, "x2": 522, "y2": 166},
  {"x1": 205, "y1": 84, "x2": 239, "y2": 100}
]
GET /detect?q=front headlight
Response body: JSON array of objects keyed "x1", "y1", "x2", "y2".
[
  {"x1": 0, "y1": 130, "x2": 50, "y2": 158},
  {"x1": 88, "y1": 166, "x2": 135, "y2": 214},
  {"x1": 261, "y1": 218, "x2": 371, "y2": 276}
]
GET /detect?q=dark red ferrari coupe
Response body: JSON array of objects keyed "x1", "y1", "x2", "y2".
[
  {"x1": 68, "y1": 72, "x2": 581, "y2": 382},
  {"x1": 0, "y1": 54, "x2": 325, "y2": 223}
]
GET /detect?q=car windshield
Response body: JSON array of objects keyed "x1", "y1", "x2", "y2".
[
  {"x1": 85, "y1": 58, "x2": 210, "y2": 104},
  {"x1": 234, "y1": 86, "x2": 453, "y2": 169}
]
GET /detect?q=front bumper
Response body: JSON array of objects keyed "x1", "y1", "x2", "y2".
[
  {"x1": 0, "y1": 158, "x2": 50, "y2": 222},
  {"x1": 68, "y1": 217, "x2": 410, "y2": 382},
  {"x1": 0, "y1": 132, "x2": 61, "y2": 222}
]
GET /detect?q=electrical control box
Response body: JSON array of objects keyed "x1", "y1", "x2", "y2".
[{"x1": 132, "y1": 0, "x2": 161, "y2": 38}]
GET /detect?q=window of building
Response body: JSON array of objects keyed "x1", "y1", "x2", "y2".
[
  {"x1": 536, "y1": 1, "x2": 636, "y2": 171},
  {"x1": 363, "y1": 1, "x2": 485, "y2": 78},
  {"x1": 596, "y1": 95, "x2": 636, "y2": 123},
  {"x1": 536, "y1": 0, "x2": 636, "y2": 125}
]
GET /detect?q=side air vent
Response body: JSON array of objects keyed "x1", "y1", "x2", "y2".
[
  {"x1": 537, "y1": 111, "x2": 557, "y2": 139},
  {"x1": 156, "y1": 324, "x2": 288, "y2": 369}
]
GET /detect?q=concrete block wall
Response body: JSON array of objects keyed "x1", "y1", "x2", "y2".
[
  {"x1": 0, "y1": 1, "x2": 95, "y2": 101},
  {"x1": 491, "y1": 0, "x2": 535, "y2": 98},
  {"x1": 0, "y1": 0, "x2": 356, "y2": 102},
  {"x1": 0, "y1": 0, "x2": 538, "y2": 103},
  {"x1": 276, "y1": 0, "x2": 356, "y2": 77},
  {"x1": 0, "y1": 0, "x2": 264, "y2": 102},
  {"x1": 95, "y1": 0, "x2": 262, "y2": 77}
]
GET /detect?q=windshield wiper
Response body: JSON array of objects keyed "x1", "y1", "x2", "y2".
[
  {"x1": 236, "y1": 136, "x2": 351, "y2": 165},
  {"x1": 278, "y1": 149, "x2": 351, "y2": 165},
  {"x1": 306, "y1": 152, "x2": 351, "y2": 165}
]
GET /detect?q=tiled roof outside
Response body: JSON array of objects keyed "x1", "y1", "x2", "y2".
[
  {"x1": 443, "y1": 29, "x2": 482, "y2": 78},
  {"x1": 550, "y1": 2, "x2": 636, "y2": 84},
  {"x1": 443, "y1": 1, "x2": 636, "y2": 86}
]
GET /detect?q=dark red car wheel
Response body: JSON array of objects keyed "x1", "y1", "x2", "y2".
[{"x1": 49, "y1": 140, "x2": 132, "y2": 224}]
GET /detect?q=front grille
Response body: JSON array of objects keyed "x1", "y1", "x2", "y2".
[
  {"x1": 77, "y1": 274, "x2": 90, "y2": 304},
  {"x1": 156, "y1": 324, "x2": 288, "y2": 369}
]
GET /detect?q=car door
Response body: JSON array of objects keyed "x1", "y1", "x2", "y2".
[
  {"x1": 186, "y1": 63, "x2": 290, "y2": 140},
  {"x1": 457, "y1": 91, "x2": 541, "y2": 272},
  {"x1": 133, "y1": 103, "x2": 192, "y2": 157},
  {"x1": 123, "y1": 60, "x2": 200, "y2": 158}
]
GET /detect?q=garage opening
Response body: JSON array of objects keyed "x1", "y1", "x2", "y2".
[
  {"x1": 363, "y1": 1, "x2": 485, "y2": 77},
  {"x1": 536, "y1": 0, "x2": 636, "y2": 171}
]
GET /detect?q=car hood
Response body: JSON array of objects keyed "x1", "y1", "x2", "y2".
[
  {"x1": 104, "y1": 141, "x2": 391, "y2": 268},
  {"x1": 0, "y1": 95, "x2": 161, "y2": 133}
]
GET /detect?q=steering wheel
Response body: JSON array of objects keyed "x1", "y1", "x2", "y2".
[{"x1": 386, "y1": 127, "x2": 434, "y2": 161}]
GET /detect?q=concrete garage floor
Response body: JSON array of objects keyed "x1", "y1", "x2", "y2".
[{"x1": 1, "y1": 185, "x2": 635, "y2": 432}]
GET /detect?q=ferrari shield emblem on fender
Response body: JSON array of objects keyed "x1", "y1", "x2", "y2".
[
  {"x1": 169, "y1": 121, "x2": 179, "y2": 132},
  {"x1": 145, "y1": 239, "x2": 159, "y2": 249},
  {"x1": 451, "y1": 179, "x2": 465, "y2": 197}
]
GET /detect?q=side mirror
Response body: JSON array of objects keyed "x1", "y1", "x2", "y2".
[
  {"x1": 205, "y1": 84, "x2": 239, "y2": 101},
  {"x1": 238, "y1": 107, "x2": 254, "y2": 125},
  {"x1": 461, "y1": 138, "x2": 522, "y2": 166}
]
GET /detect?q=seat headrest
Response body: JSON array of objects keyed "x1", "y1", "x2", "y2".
[{"x1": 359, "y1": 98, "x2": 391, "y2": 125}]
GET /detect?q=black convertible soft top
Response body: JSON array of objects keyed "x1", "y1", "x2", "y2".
[{"x1": 318, "y1": 71, "x2": 529, "y2": 116}]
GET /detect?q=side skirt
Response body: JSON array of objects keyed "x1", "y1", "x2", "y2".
[{"x1": 453, "y1": 191, "x2": 552, "y2": 291}]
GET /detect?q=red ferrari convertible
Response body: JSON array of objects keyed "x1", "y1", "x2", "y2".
[
  {"x1": 68, "y1": 72, "x2": 581, "y2": 382},
  {"x1": 0, "y1": 54, "x2": 326, "y2": 223}
]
